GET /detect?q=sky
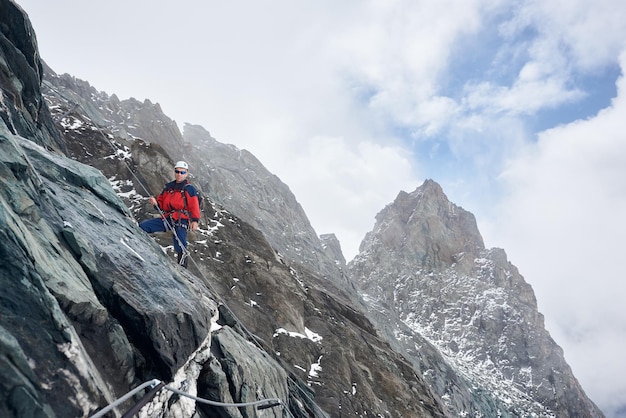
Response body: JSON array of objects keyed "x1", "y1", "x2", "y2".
[{"x1": 16, "y1": 0, "x2": 626, "y2": 416}]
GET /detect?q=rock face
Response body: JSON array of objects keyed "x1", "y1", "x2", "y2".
[
  {"x1": 1, "y1": 133, "x2": 216, "y2": 416},
  {"x1": 0, "y1": 1, "x2": 62, "y2": 151},
  {"x1": 1, "y1": 1, "x2": 604, "y2": 417},
  {"x1": 349, "y1": 180, "x2": 604, "y2": 417},
  {"x1": 320, "y1": 233, "x2": 346, "y2": 267}
]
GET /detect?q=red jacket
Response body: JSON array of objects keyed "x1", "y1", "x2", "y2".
[{"x1": 156, "y1": 180, "x2": 201, "y2": 222}]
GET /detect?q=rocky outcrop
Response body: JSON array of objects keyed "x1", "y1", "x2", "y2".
[
  {"x1": 0, "y1": 0, "x2": 62, "y2": 151},
  {"x1": 1, "y1": 132, "x2": 215, "y2": 413},
  {"x1": 320, "y1": 233, "x2": 346, "y2": 267},
  {"x1": 349, "y1": 180, "x2": 604, "y2": 417},
  {"x1": 41, "y1": 63, "x2": 185, "y2": 159}
]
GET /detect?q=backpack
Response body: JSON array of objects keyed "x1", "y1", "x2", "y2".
[{"x1": 181, "y1": 183, "x2": 205, "y2": 223}]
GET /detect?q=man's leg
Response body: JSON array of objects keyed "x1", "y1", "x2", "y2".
[
  {"x1": 176, "y1": 251, "x2": 188, "y2": 268},
  {"x1": 140, "y1": 218, "x2": 189, "y2": 267},
  {"x1": 173, "y1": 224, "x2": 189, "y2": 268},
  {"x1": 139, "y1": 217, "x2": 168, "y2": 233}
]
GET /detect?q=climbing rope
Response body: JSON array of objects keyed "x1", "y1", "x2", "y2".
[
  {"x1": 163, "y1": 383, "x2": 282, "y2": 409},
  {"x1": 89, "y1": 379, "x2": 159, "y2": 418},
  {"x1": 88, "y1": 379, "x2": 283, "y2": 418}
]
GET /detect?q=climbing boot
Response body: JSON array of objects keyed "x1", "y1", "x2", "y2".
[{"x1": 177, "y1": 252, "x2": 188, "y2": 269}]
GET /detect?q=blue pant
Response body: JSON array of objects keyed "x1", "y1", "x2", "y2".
[{"x1": 139, "y1": 217, "x2": 188, "y2": 253}]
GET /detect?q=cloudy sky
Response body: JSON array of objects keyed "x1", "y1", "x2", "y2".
[{"x1": 17, "y1": 0, "x2": 626, "y2": 415}]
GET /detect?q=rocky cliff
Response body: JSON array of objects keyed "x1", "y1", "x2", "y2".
[{"x1": 1, "y1": 1, "x2": 604, "y2": 417}]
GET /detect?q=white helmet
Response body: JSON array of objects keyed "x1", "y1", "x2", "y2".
[{"x1": 174, "y1": 161, "x2": 189, "y2": 170}]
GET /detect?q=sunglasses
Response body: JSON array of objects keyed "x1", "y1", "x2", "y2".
[{"x1": 174, "y1": 170, "x2": 187, "y2": 175}]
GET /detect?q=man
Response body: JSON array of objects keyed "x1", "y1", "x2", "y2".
[{"x1": 139, "y1": 161, "x2": 201, "y2": 268}]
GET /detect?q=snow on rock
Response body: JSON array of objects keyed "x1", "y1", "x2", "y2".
[{"x1": 273, "y1": 327, "x2": 323, "y2": 343}]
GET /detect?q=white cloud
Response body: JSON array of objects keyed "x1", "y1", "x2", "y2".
[
  {"x1": 463, "y1": 68, "x2": 585, "y2": 116},
  {"x1": 484, "y1": 51, "x2": 626, "y2": 414},
  {"x1": 333, "y1": 0, "x2": 491, "y2": 132},
  {"x1": 513, "y1": 0, "x2": 626, "y2": 71}
]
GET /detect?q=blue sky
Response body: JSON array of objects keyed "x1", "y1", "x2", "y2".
[{"x1": 16, "y1": 0, "x2": 626, "y2": 416}]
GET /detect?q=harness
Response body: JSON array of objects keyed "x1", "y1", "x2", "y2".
[{"x1": 162, "y1": 183, "x2": 194, "y2": 228}]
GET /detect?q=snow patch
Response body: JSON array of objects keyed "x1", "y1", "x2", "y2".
[
  {"x1": 309, "y1": 355, "x2": 323, "y2": 378},
  {"x1": 273, "y1": 327, "x2": 323, "y2": 343}
]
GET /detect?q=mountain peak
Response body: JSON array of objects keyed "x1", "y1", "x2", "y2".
[{"x1": 361, "y1": 179, "x2": 484, "y2": 267}]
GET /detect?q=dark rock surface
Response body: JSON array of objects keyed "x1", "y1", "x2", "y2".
[
  {"x1": 0, "y1": 0, "x2": 62, "y2": 151},
  {"x1": 1, "y1": 122, "x2": 214, "y2": 416}
]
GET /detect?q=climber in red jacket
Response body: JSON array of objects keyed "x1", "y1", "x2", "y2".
[{"x1": 140, "y1": 161, "x2": 201, "y2": 268}]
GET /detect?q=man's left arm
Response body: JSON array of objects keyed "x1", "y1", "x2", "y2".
[{"x1": 187, "y1": 186, "x2": 202, "y2": 230}]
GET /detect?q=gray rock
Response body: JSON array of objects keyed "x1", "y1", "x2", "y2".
[
  {"x1": 320, "y1": 233, "x2": 346, "y2": 267},
  {"x1": 197, "y1": 326, "x2": 289, "y2": 418}
]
